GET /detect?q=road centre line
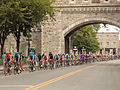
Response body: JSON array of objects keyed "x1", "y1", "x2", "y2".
[{"x1": 24, "y1": 64, "x2": 98, "y2": 90}]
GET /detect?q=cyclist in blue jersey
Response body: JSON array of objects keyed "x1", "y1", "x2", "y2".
[
  {"x1": 13, "y1": 52, "x2": 20, "y2": 74},
  {"x1": 2, "y1": 52, "x2": 7, "y2": 74},
  {"x1": 48, "y1": 52, "x2": 54, "y2": 69},
  {"x1": 55, "y1": 54, "x2": 59, "y2": 68},
  {"x1": 28, "y1": 52, "x2": 35, "y2": 72},
  {"x1": 37, "y1": 52, "x2": 42, "y2": 70}
]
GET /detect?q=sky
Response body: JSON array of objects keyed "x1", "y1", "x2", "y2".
[
  {"x1": 98, "y1": 24, "x2": 120, "y2": 33},
  {"x1": 98, "y1": 24, "x2": 120, "y2": 40}
]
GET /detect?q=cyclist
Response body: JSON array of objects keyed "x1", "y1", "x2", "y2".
[
  {"x1": 19, "y1": 52, "x2": 24, "y2": 72},
  {"x1": 48, "y1": 52, "x2": 54, "y2": 69},
  {"x1": 3, "y1": 52, "x2": 10, "y2": 75},
  {"x1": 37, "y1": 52, "x2": 42, "y2": 69},
  {"x1": 49, "y1": 52, "x2": 53, "y2": 60},
  {"x1": 79, "y1": 54, "x2": 83, "y2": 64},
  {"x1": 55, "y1": 54, "x2": 59, "y2": 68},
  {"x1": 59, "y1": 54, "x2": 63, "y2": 67},
  {"x1": 14, "y1": 52, "x2": 20, "y2": 74},
  {"x1": 2, "y1": 52, "x2": 6, "y2": 74},
  {"x1": 74, "y1": 52, "x2": 78, "y2": 65},
  {"x1": 37, "y1": 52, "x2": 42, "y2": 62},
  {"x1": 66, "y1": 54, "x2": 69, "y2": 66},
  {"x1": 70, "y1": 54, "x2": 74, "y2": 65},
  {"x1": 28, "y1": 52, "x2": 35, "y2": 72},
  {"x1": 43, "y1": 53, "x2": 48, "y2": 70},
  {"x1": 33, "y1": 53, "x2": 37, "y2": 70},
  {"x1": 2, "y1": 52, "x2": 6, "y2": 62},
  {"x1": 62, "y1": 54, "x2": 66, "y2": 66},
  {"x1": 2, "y1": 52, "x2": 6, "y2": 73}
]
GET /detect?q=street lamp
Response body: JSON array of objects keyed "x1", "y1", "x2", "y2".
[
  {"x1": 26, "y1": 33, "x2": 32, "y2": 55},
  {"x1": 82, "y1": 47, "x2": 86, "y2": 55},
  {"x1": 73, "y1": 46, "x2": 78, "y2": 55}
]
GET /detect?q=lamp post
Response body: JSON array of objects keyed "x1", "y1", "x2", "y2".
[
  {"x1": 82, "y1": 47, "x2": 86, "y2": 55},
  {"x1": 73, "y1": 46, "x2": 78, "y2": 55},
  {"x1": 26, "y1": 33, "x2": 32, "y2": 55}
]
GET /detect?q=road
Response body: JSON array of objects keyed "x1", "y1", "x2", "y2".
[{"x1": 0, "y1": 60, "x2": 120, "y2": 90}]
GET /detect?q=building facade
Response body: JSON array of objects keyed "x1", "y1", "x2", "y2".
[{"x1": 97, "y1": 25, "x2": 119, "y2": 55}]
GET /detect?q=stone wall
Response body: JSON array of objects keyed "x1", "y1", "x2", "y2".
[
  {"x1": 3, "y1": 31, "x2": 41, "y2": 55},
  {"x1": 41, "y1": 5, "x2": 120, "y2": 54},
  {"x1": 4, "y1": 34, "x2": 27, "y2": 55},
  {"x1": 31, "y1": 31, "x2": 41, "y2": 54}
]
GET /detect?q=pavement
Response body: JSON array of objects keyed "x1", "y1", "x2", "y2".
[{"x1": 0, "y1": 60, "x2": 120, "y2": 90}]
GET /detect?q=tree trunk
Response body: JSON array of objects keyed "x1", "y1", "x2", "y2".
[
  {"x1": 1, "y1": 42, "x2": 5, "y2": 57},
  {"x1": 16, "y1": 27, "x2": 21, "y2": 52},
  {"x1": 17, "y1": 36, "x2": 20, "y2": 52}
]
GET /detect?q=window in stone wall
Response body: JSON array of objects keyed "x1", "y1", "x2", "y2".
[
  {"x1": 92, "y1": 0, "x2": 100, "y2": 3},
  {"x1": 99, "y1": 35, "x2": 102, "y2": 39},
  {"x1": 70, "y1": 0, "x2": 76, "y2": 3},
  {"x1": 106, "y1": 35, "x2": 109, "y2": 39},
  {"x1": 84, "y1": 0, "x2": 89, "y2": 2},
  {"x1": 105, "y1": 0, "x2": 109, "y2": 1},
  {"x1": 113, "y1": 42, "x2": 116, "y2": 46},
  {"x1": 113, "y1": 35, "x2": 116, "y2": 39},
  {"x1": 104, "y1": 0, "x2": 110, "y2": 3},
  {"x1": 100, "y1": 42, "x2": 102, "y2": 46},
  {"x1": 106, "y1": 42, "x2": 109, "y2": 46}
]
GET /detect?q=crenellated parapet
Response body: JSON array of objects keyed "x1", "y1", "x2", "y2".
[
  {"x1": 54, "y1": 0, "x2": 120, "y2": 6},
  {"x1": 61, "y1": 6, "x2": 120, "y2": 14}
]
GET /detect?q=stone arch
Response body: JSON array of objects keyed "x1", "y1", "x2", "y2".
[
  {"x1": 63, "y1": 17, "x2": 120, "y2": 37},
  {"x1": 61, "y1": 17, "x2": 120, "y2": 54}
]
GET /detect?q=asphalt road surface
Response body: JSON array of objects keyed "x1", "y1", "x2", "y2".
[{"x1": 0, "y1": 60, "x2": 120, "y2": 90}]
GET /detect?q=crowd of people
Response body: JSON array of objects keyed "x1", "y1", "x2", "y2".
[{"x1": 1, "y1": 51, "x2": 120, "y2": 76}]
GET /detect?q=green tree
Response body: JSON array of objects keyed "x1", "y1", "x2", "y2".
[
  {"x1": 71, "y1": 24, "x2": 100, "y2": 53},
  {"x1": 11, "y1": 0, "x2": 56, "y2": 52},
  {"x1": 0, "y1": 0, "x2": 14, "y2": 56},
  {"x1": 0, "y1": 0, "x2": 57, "y2": 54}
]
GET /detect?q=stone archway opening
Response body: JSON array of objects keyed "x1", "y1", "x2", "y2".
[{"x1": 64, "y1": 21, "x2": 120, "y2": 54}]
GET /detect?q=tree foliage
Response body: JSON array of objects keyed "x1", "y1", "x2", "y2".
[
  {"x1": 0, "y1": 0, "x2": 14, "y2": 56},
  {"x1": 0, "y1": 0, "x2": 56, "y2": 54},
  {"x1": 71, "y1": 24, "x2": 100, "y2": 53}
]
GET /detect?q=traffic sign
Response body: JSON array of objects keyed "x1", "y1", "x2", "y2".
[{"x1": 26, "y1": 39, "x2": 32, "y2": 41}]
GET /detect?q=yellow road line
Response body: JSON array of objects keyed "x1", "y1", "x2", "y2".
[{"x1": 24, "y1": 64, "x2": 98, "y2": 90}]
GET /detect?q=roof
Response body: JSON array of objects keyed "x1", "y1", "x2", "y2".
[{"x1": 98, "y1": 24, "x2": 120, "y2": 33}]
